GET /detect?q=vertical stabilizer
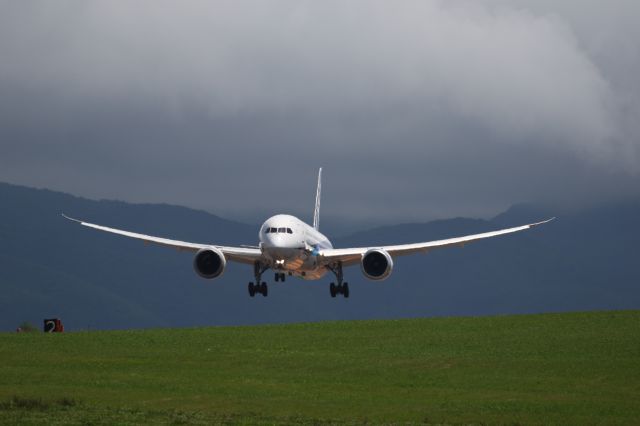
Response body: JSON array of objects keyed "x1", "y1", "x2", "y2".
[{"x1": 313, "y1": 168, "x2": 322, "y2": 230}]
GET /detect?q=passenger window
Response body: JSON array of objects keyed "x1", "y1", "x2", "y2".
[
  {"x1": 287, "y1": 228, "x2": 293, "y2": 234},
  {"x1": 278, "y1": 227, "x2": 286, "y2": 233}
]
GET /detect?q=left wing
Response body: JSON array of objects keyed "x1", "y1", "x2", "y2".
[
  {"x1": 62, "y1": 214, "x2": 262, "y2": 265},
  {"x1": 317, "y1": 218, "x2": 554, "y2": 266}
]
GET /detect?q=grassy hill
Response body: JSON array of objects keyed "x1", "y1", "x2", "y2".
[{"x1": 1, "y1": 311, "x2": 638, "y2": 425}]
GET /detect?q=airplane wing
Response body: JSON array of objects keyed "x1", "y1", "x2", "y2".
[
  {"x1": 317, "y1": 218, "x2": 554, "y2": 266},
  {"x1": 62, "y1": 214, "x2": 262, "y2": 265}
]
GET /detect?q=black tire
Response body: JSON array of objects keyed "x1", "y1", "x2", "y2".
[
  {"x1": 248, "y1": 282, "x2": 255, "y2": 297},
  {"x1": 261, "y1": 282, "x2": 268, "y2": 297},
  {"x1": 329, "y1": 282, "x2": 336, "y2": 298},
  {"x1": 274, "y1": 273, "x2": 279, "y2": 282},
  {"x1": 343, "y1": 282, "x2": 350, "y2": 298}
]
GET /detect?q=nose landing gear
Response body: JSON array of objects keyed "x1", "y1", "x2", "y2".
[{"x1": 274, "y1": 272, "x2": 286, "y2": 282}]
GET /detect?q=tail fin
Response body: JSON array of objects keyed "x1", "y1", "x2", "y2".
[{"x1": 313, "y1": 168, "x2": 322, "y2": 231}]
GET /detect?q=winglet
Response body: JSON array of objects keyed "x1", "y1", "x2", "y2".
[{"x1": 313, "y1": 168, "x2": 322, "y2": 231}]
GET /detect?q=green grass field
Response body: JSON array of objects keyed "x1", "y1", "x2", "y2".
[{"x1": 1, "y1": 311, "x2": 639, "y2": 425}]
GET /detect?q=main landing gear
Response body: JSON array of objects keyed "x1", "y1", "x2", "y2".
[
  {"x1": 329, "y1": 282, "x2": 349, "y2": 298},
  {"x1": 249, "y1": 262, "x2": 269, "y2": 297},
  {"x1": 328, "y1": 262, "x2": 349, "y2": 298},
  {"x1": 248, "y1": 281, "x2": 267, "y2": 297},
  {"x1": 248, "y1": 262, "x2": 351, "y2": 299}
]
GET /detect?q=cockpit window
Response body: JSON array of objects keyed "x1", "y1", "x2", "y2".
[{"x1": 266, "y1": 227, "x2": 293, "y2": 234}]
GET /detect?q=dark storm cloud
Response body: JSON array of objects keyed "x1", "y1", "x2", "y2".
[{"x1": 1, "y1": 1, "x2": 639, "y2": 225}]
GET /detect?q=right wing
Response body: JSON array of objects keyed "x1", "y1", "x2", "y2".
[
  {"x1": 317, "y1": 218, "x2": 554, "y2": 266},
  {"x1": 62, "y1": 214, "x2": 262, "y2": 265}
]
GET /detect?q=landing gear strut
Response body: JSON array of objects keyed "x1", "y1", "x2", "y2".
[
  {"x1": 328, "y1": 262, "x2": 349, "y2": 298},
  {"x1": 249, "y1": 262, "x2": 269, "y2": 297}
]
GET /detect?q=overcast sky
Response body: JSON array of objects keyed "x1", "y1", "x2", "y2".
[{"x1": 1, "y1": 1, "x2": 639, "y2": 227}]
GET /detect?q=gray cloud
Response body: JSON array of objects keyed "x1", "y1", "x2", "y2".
[{"x1": 1, "y1": 1, "x2": 639, "y2": 227}]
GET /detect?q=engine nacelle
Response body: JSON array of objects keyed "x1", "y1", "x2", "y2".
[
  {"x1": 360, "y1": 249, "x2": 394, "y2": 281},
  {"x1": 193, "y1": 247, "x2": 226, "y2": 279}
]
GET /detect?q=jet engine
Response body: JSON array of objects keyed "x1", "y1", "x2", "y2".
[
  {"x1": 360, "y1": 249, "x2": 394, "y2": 281},
  {"x1": 193, "y1": 247, "x2": 226, "y2": 279}
]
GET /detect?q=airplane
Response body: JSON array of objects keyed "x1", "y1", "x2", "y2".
[{"x1": 63, "y1": 168, "x2": 553, "y2": 298}]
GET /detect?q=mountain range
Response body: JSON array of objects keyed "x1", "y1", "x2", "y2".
[{"x1": 1, "y1": 181, "x2": 638, "y2": 331}]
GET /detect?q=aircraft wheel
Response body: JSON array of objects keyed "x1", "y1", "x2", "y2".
[
  {"x1": 248, "y1": 282, "x2": 255, "y2": 297},
  {"x1": 261, "y1": 282, "x2": 268, "y2": 297},
  {"x1": 343, "y1": 282, "x2": 350, "y2": 298},
  {"x1": 329, "y1": 282, "x2": 336, "y2": 298}
]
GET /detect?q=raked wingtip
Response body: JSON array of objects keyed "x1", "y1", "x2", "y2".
[
  {"x1": 531, "y1": 217, "x2": 556, "y2": 227},
  {"x1": 61, "y1": 213, "x2": 82, "y2": 223}
]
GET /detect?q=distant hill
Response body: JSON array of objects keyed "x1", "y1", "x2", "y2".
[{"x1": 1, "y1": 182, "x2": 639, "y2": 330}]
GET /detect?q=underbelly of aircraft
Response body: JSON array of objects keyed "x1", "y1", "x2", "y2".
[
  {"x1": 263, "y1": 246, "x2": 328, "y2": 280},
  {"x1": 291, "y1": 267, "x2": 327, "y2": 280}
]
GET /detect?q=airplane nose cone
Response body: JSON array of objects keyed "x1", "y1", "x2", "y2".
[
  {"x1": 264, "y1": 233, "x2": 300, "y2": 249},
  {"x1": 262, "y1": 233, "x2": 304, "y2": 266}
]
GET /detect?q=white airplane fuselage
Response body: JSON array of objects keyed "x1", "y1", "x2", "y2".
[{"x1": 259, "y1": 214, "x2": 332, "y2": 280}]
